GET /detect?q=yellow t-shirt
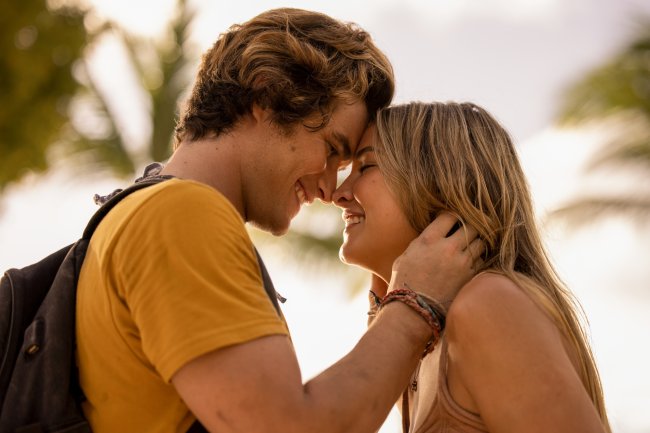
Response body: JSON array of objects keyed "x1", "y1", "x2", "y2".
[{"x1": 76, "y1": 179, "x2": 288, "y2": 433}]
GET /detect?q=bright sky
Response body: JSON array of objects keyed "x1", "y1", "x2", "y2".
[{"x1": 2, "y1": 0, "x2": 650, "y2": 431}]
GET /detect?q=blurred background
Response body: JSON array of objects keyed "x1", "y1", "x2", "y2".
[{"x1": 1, "y1": 0, "x2": 649, "y2": 431}]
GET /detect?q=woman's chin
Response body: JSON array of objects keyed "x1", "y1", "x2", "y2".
[
  {"x1": 338, "y1": 247, "x2": 355, "y2": 266},
  {"x1": 339, "y1": 244, "x2": 375, "y2": 273}
]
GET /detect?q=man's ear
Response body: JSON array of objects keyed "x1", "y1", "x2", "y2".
[{"x1": 250, "y1": 103, "x2": 272, "y2": 124}]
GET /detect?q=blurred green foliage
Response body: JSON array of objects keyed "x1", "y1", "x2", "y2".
[
  {"x1": 556, "y1": 21, "x2": 650, "y2": 222},
  {"x1": 66, "y1": 0, "x2": 195, "y2": 177},
  {"x1": 0, "y1": 0, "x2": 194, "y2": 193},
  {"x1": 0, "y1": 0, "x2": 88, "y2": 192}
]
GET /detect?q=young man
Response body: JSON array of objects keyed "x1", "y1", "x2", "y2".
[{"x1": 76, "y1": 8, "x2": 483, "y2": 432}]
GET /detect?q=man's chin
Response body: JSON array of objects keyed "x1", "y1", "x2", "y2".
[
  {"x1": 269, "y1": 226, "x2": 290, "y2": 236},
  {"x1": 249, "y1": 218, "x2": 291, "y2": 237}
]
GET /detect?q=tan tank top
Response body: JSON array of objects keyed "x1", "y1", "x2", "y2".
[{"x1": 401, "y1": 337, "x2": 488, "y2": 433}]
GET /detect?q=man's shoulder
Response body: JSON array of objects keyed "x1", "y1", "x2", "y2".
[
  {"x1": 92, "y1": 178, "x2": 248, "y2": 256},
  {"x1": 141, "y1": 178, "x2": 233, "y2": 207},
  {"x1": 127, "y1": 179, "x2": 243, "y2": 225}
]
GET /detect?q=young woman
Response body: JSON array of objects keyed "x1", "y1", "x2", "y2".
[{"x1": 333, "y1": 102, "x2": 611, "y2": 433}]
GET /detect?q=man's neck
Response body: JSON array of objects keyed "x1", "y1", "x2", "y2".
[{"x1": 160, "y1": 136, "x2": 244, "y2": 218}]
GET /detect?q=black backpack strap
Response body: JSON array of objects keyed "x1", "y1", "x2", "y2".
[
  {"x1": 254, "y1": 249, "x2": 286, "y2": 314},
  {"x1": 184, "y1": 254, "x2": 283, "y2": 433},
  {"x1": 85, "y1": 178, "x2": 284, "y2": 433},
  {"x1": 186, "y1": 420, "x2": 208, "y2": 433},
  {"x1": 82, "y1": 177, "x2": 170, "y2": 240}
]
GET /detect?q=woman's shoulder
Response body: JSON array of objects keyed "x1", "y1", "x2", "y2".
[
  {"x1": 449, "y1": 271, "x2": 527, "y2": 314},
  {"x1": 445, "y1": 271, "x2": 555, "y2": 343}
]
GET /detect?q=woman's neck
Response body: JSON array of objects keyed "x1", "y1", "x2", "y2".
[{"x1": 369, "y1": 273, "x2": 389, "y2": 298}]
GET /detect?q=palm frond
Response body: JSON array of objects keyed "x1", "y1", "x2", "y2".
[
  {"x1": 110, "y1": 1, "x2": 195, "y2": 163},
  {"x1": 64, "y1": 61, "x2": 135, "y2": 176},
  {"x1": 559, "y1": 67, "x2": 648, "y2": 126},
  {"x1": 150, "y1": 0, "x2": 195, "y2": 161},
  {"x1": 62, "y1": 133, "x2": 135, "y2": 178},
  {"x1": 550, "y1": 196, "x2": 650, "y2": 226},
  {"x1": 558, "y1": 24, "x2": 650, "y2": 125},
  {"x1": 590, "y1": 136, "x2": 650, "y2": 171},
  {"x1": 0, "y1": 1, "x2": 88, "y2": 191},
  {"x1": 553, "y1": 21, "x2": 650, "y2": 228}
]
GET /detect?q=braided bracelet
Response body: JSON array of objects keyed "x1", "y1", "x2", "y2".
[{"x1": 379, "y1": 287, "x2": 446, "y2": 357}]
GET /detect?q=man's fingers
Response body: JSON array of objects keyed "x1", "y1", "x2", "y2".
[
  {"x1": 445, "y1": 220, "x2": 479, "y2": 251},
  {"x1": 472, "y1": 256, "x2": 485, "y2": 274},
  {"x1": 460, "y1": 225, "x2": 479, "y2": 248},
  {"x1": 420, "y1": 212, "x2": 460, "y2": 239},
  {"x1": 420, "y1": 213, "x2": 484, "y2": 259},
  {"x1": 466, "y1": 236, "x2": 486, "y2": 261}
]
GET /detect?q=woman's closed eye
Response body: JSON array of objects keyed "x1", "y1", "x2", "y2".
[{"x1": 359, "y1": 163, "x2": 376, "y2": 173}]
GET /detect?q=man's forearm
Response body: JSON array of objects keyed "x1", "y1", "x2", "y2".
[
  {"x1": 173, "y1": 302, "x2": 432, "y2": 433},
  {"x1": 297, "y1": 302, "x2": 430, "y2": 433}
]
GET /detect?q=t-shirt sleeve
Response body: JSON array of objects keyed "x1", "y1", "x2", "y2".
[{"x1": 112, "y1": 181, "x2": 288, "y2": 382}]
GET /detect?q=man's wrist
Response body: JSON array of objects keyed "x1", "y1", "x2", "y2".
[
  {"x1": 372, "y1": 301, "x2": 433, "y2": 357},
  {"x1": 378, "y1": 287, "x2": 445, "y2": 357}
]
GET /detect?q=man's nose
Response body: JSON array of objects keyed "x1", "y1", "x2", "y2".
[{"x1": 316, "y1": 163, "x2": 339, "y2": 203}]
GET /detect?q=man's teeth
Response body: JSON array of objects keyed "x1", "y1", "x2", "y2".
[{"x1": 295, "y1": 184, "x2": 306, "y2": 204}]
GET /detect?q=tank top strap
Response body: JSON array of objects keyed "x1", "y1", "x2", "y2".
[{"x1": 436, "y1": 336, "x2": 488, "y2": 431}]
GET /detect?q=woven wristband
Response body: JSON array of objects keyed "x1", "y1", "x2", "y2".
[{"x1": 379, "y1": 287, "x2": 446, "y2": 357}]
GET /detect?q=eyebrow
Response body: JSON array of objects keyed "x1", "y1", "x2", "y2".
[
  {"x1": 355, "y1": 146, "x2": 374, "y2": 158},
  {"x1": 332, "y1": 131, "x2": 352, "y2": 159}
]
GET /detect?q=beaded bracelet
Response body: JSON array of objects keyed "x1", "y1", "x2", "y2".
[{"x1": 379, "y1": 287, "x2": 446, "y2": 357}]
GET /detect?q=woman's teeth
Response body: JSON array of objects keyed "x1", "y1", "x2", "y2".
[{"x1": 346, "y1": 215, "x2": 365, "y2": 225}]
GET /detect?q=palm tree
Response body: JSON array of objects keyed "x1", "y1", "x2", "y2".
[
  {"x1": 0, "y1": 0, "x2": 195, "y2": 192},
  {"x1": 554, "y1": 21, "x2": 650, "y2": 224},
  {"x1": 0, "y1": 0, "x2": 88, "y2": 193},
  {"x1": 63, "y1": 0, "x2": 195, "y2": 178}
]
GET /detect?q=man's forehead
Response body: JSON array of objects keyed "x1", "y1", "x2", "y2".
[{"x1": 330, "y1": 130, "x2": 352, "y2": 159}]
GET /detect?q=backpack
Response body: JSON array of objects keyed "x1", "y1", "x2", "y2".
[{"x1": 0, "y1": 177, "x2": 282, "y2": 432}]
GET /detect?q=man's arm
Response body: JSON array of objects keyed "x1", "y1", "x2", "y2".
[{"x1": 173, "y1": 213, "x2": 484, "y2": 433}]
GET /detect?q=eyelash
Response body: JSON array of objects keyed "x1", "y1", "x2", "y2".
[
  {"x1": 326, "y1": 141, "x2": 338, "y2": 157},
  {"x1": 359, "y1": 163, "x2": 376, "y2": 173}
]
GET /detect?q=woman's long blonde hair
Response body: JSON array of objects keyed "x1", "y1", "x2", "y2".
[{"x1": 374, "y1": 102, "x2": 610, "y2": 431}]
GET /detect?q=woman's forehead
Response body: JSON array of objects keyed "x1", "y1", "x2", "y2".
[{"x1": 354, "y1": 125, "x2": 377, "y2": 157}]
